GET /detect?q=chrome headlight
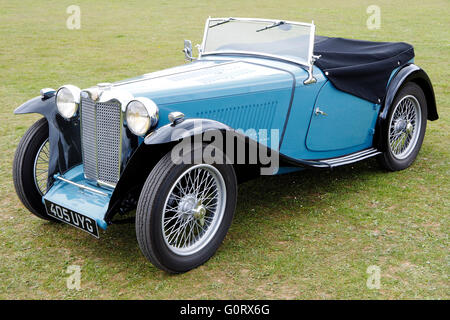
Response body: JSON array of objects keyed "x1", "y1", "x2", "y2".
[
  {"x1": 56, "y1": 85, "x2": 81, "y2": 119},
  {"x1": 125, "y1": 97, "x2": 159, "y2": 136}
]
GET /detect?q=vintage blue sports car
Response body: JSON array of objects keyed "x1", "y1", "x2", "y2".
[{"x1": 13, "y1": 18, "x2": 438, "y2": 273}]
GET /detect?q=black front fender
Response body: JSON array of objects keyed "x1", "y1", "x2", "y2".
[
  {"x1": 144, "y1": 118, "x2": 232, "y2": 145},
  {"x1": 15, "y1": 95, "x2": 56, "y2": 117},
  {"x1": 105, "y1": 118, "x2": 232, "y2": 222},
  {"x1": 14, "y1": 94, "x2": 82, "y2": 187}
]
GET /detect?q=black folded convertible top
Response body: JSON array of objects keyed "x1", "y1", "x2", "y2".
[{"x1": 314, "y1": 36, "x2": 415, "y2": 104}]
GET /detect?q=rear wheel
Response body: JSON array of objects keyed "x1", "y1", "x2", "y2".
[
  {"x1": 136, "y1": 151, "x2": 237, "y2": 273},
  {"x1": 378, "y1": 82, "x2": 427, "y2": 171},
  {"x1": 13, "y1": 117, "x2": 56, "y2": 221}
]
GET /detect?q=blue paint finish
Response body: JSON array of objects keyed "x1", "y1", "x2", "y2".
[
  {"x1": 278, "y1": 67, "x2": 329, "y2": 158},
  {"x1": 386, "y1": 58, "x2": 414, "y2": 86},
  {"x1": 116, "y1": 60, "x2": 293, "y2": 107},
  {"x1": 118, "y1": 57, "x2": 298, "y2": 149},
  {"x1": 276, "y1": 167, "x2": 304, "y2": 175},
  {"x1": 280, "y1": 66, "x2": 382, "y2": 160},
  {"x1": 114, "y1": 60, "x2": 225, "y2": 86},
  {"x1": 306, "y1": 81, "x2": 379, "y2": 152},
  {"x1": 158, "y1": 89, "x2": 292, "y2": 148},
  {"x1": 43, "y1": 165, "x2": 112, "y2": 230},
  {"x1": 119, "y1": 56, "x2": 419, "y2": 163},
  {"x1": 14, "y1": 46, "x2": 434, "y2": 232},
  {"x1": 122, "y1": 55, "x2": 382, "y2": 161}
]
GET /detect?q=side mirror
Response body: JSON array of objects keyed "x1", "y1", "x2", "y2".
[{"x1": 183, "y1": 40, "x2": 195, "y2": 61}]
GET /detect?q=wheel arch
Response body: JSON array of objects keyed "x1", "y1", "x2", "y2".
[
  {"x1": 14, "y1": 93, "x2": 82, "y2": 189},
  {"x1": 104, "y1": 118, "x2": 257, "y2": 223},
  {"x1": 381, "y1": 64, "x2": 438, "y2": 122},
  {"x1": 375, "y1": 64, "x2": 437, "y2": 151}
]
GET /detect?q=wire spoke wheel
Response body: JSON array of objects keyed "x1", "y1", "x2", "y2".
[
  {"x1": 162, "y1": 164, "x2": 226, "y2": 256},
  {"x1": 136, "y1": 150, "x2": 237, "y2": 273},
  {"x1": 33, "y1": 138, "x2": 49, "y2": 195},
  {"x1": 388, "y1": 95, "x2": 422, "y2": 160}
]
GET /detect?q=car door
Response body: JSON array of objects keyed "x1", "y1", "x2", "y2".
[{"x1": 306, "y1": 81, "x2": 380, "y2": 152}]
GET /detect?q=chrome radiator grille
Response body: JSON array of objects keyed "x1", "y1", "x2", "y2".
[{"x1": 80, "y1": 97, "x2": 122, "y2": 186}]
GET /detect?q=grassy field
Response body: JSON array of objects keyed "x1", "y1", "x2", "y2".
[{"x1": 0, "y1": 0, "x2": 448, "y2": 299}]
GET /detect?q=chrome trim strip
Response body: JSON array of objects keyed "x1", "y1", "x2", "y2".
[
  {"x1": 330, "y1": 151, "x2": 381, "y2": 167},
  {"x1": 80, "y1": 96, "x2": 98, "y2": 181},
  {"x1": 325, "y1": 148, "x2": 378, "y2": 164},
  {"x1": 205, "y1": 17, "x2": 314, "y2": 29},
  {"x1": 97, "y1": 180, "x2": 116, "y2": 189},
  {"x1": 97, "y1": 88, "x2": 134, "y2": 112},
  {"x1": 307, "y1": 22, "x2": 315, "y2": 67},
  {"x1": 54, "y1": 175, "x2": 109, "y2": 196},
  {"x1": 94, "y1": 101, "x2": 99, "y2": 181},
  {"x1": 106, "y1": 106, "x2": 124, "y2": 188},
  {"x1": 303, "y1": 22, "x2": 317, "y2": 84},
  {"x1": 316, "y1": 148, "x2": 381, "y2": 168},
  {"x1": 199, "y1": 16, "x2": 211, "y2": 58}
]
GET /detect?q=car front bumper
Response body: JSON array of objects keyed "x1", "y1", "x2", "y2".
[{"x1": 43, "y1": 165, "x2": 113, "y2": 231}]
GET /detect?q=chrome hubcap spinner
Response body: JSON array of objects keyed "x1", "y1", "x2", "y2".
[
  {"x1": 161, "y1": 164, "x2": 227, "y2": 256},
  {"x1": 388, "y1": 95, "x2": 422, "y2": 160}
]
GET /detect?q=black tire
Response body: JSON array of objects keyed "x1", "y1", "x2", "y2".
[
  {"x1": 378, "y1": 82, "x2": 427, "y2": 171},
  {"x1": 13, "y1": 117, "x2": 56, "y2": 221},
  {"x1": 136, "y1": 150, "x2": 237, "y2": 273}
]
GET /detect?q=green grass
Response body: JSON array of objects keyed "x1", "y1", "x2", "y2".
[{"x1": 0, "y1": 0, "x2": 448, "y2": 299}]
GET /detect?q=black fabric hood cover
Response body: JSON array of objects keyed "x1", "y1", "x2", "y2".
[{"x1": 314, "y1": 36, "x2": 414, "y2": 103}]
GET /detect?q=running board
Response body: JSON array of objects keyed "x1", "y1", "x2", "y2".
[
  {"x1": 280, "y1": 148, "x2": 382, "y2": 169},
  {"x1": 312, "y1": 148, "x2": 382, "y2": 168}
]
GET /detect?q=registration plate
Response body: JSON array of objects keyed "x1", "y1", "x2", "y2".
[{"x1": 44, "y1": 200, "x2": 99, "y2": 238}]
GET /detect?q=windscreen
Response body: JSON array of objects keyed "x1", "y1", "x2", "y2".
[{"x1": 203, "y1": 19, "x2": 314, "y2": 65}]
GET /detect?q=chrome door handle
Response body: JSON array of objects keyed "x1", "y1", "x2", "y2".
[{"x1": 315, "y1": 107, "x2": 328, "y2": 116}]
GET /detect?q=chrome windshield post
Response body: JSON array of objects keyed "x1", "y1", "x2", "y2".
[
  {"x1": 304, "y1": 54, "x2": 321, "y2": 85},
  {"x1": 304, "y1": 22, "x2": 318, "y2": 85}
]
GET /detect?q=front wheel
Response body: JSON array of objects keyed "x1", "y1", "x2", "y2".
[
  {"x1": 136, "y1": 151, "x2": 237, "y2": 273},
  {"x1": 378, "y1": 82, "x2": 427, "y2": 171},
  {"x1": 13, "y1": 117, "x2": 56, "y2": 221}
]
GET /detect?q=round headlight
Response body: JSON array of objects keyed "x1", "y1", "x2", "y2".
[
  {"x1": 56, "y1": 85, "x2": 81, "y2": 119},
  {"x1": 126, "y1": 97, "x2": 159, "y2": 136}
]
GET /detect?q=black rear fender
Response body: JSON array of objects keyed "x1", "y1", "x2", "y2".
[{"x1": 375, "y1": 64, "x2": 438, "y2": 151}]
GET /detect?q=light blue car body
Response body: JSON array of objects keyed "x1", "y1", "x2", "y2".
[
  {"x1": 35, "y1": 54, "x2": 406, "y2": 231},
  {"x1": 116, "y1": 55, "x2": 390, "y2": 157}
]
